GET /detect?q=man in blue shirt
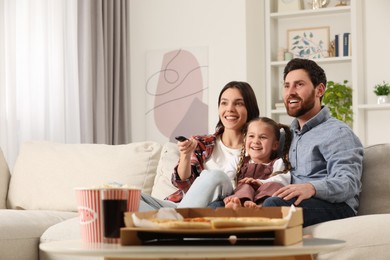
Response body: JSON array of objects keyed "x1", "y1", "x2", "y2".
[{"x1": 262, "y1": 58, "x2": 364, "y2": 227}]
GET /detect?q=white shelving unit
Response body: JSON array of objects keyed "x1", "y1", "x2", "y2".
[{"x1": 264, "y1": 0, "x2": 369, "y2": 144}]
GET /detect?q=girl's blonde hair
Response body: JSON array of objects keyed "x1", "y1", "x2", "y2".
[{"x1": 235, "y1": 117, "x2": 292, "y2": 177}]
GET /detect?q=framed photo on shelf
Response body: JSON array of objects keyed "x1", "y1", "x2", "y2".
[
  {"x1": 277, "y1": 0, "x2": 302, "y2": 12},
  {"x1": 287, "y1": 26, "x2": 330, "y2": 59}
]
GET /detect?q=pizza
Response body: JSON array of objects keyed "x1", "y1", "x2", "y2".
[
  {"x1": 149, "y1": 217, "x2": 212, "y2": 229},
  {"x1": 147, "y1": 216, "x2": 286, "y2": 229},
  {"x1": 207, "y1": 217, "x2": 287, "y2": 228}
]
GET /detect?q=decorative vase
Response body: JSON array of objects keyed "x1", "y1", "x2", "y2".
[
  {"x1": 377, "y1": 95, "x2": 389, "y2": 104},
  {"x1": 312, "y1": 0, "x2": 328, "y2": 9}
]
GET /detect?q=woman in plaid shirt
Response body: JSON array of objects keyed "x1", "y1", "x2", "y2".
[{"x1": 140, "y1": 81, "x2": 260, "y2": 210}]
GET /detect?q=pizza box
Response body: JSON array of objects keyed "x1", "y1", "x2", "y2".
[{"x1": 120, "y1": 206, "x2": 303, "y2": 246}]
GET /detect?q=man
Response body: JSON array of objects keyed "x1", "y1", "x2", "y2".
[{"x1": 262, "y1": 58, "x2": 364, "y2": 227}]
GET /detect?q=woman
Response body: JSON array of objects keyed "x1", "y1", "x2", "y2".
[{"x1": 140, "y1": 81, "x2": 260, "y2": 211}]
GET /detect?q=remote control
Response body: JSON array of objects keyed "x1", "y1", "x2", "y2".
[{"x1": 175, "y1": 136, "x2": 188, "y2": 142}]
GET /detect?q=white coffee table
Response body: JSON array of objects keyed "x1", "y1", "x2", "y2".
[{"x1": 40, "y1": 238, "x2": 345, "y2": 260}]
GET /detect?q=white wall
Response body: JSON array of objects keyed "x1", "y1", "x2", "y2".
[
  {"x1": 129, "y1": 0, "x2": 261, "y2": 142},
  {"x1": 130, "y1": 0, "x2": 390, "y2": 145},
  {"x1": 362, "y1": 0, "x2": 390, "y2": 145}
]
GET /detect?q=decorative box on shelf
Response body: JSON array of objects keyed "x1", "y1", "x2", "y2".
[{"x1": 275, "y1": 103, "x2": 285, "y2": 110}]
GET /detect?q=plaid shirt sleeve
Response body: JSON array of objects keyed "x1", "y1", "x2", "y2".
[{"x1": 165, "y1": 131, "x2": 220, "y2": 202}]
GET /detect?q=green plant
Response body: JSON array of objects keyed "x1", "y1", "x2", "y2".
[
  {"x1": 373, "y1": 81, "x2": 390, "y2": 96},
  {"x1": 323, "y1": 80, "x2": 353, "y2": 125}
]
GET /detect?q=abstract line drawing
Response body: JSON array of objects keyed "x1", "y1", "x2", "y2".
[{"x1": 145, "y1": 48, "x2": 208, "y2": 142}]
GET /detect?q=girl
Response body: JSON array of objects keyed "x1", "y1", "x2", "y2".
[{"x1": 224, "y1": 117, "x2": 292, "y2": 209}]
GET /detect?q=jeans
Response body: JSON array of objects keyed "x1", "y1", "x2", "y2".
[
  {"x1": 139, "y1": 193, "x2": 177, "y2": 211},
  {"x1": 207, "y1": 199, "x2": 225, "y2": 208},
  {"x1": 177, "y1": 169, "x2": 233, "y2": 208},
  {"x1": 139, "y1": 169, "x2": 233, "y2": 211},
  {"x1": 262, "y1": 197, "x2": 355, "y2": 227}
]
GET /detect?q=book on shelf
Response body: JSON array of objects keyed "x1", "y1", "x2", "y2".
[
  {"x1": 343, "y1": 32, "x2": 350, "y2": 56},
  {"x1": 347, "y1": 33, "x2": 352, "y2": 56},
  {"x1": 335, "y1": 32, "x2": 351, "y2": 57},
  {"x1": 335, "y1": 34, "x2": 340, "y2": 57}
]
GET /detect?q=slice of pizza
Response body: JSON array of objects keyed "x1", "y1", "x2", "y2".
[
  {"x1": 149, "y1": 217, "x2": 212, "y2": 229},
  {"x1": 207, "y1": 217, "x2": 288, "y2": 228}
]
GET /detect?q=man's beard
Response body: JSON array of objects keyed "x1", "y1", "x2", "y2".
[{"x1": 285, "y1": 90, "x2": 316, "y2": 118}]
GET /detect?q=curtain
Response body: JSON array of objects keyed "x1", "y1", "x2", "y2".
[
  {"x1": 78, "y1": 0, "x2": 129, "y2": 144},
  {"x1": 0, "y1": 0, "x2": 129, "y2": 169}
]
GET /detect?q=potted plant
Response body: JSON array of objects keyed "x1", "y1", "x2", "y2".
[
  {"x1": 373, "y1": 81, "x2": 390, "y2": 104},
  {"x1": 323, "y1": 80, "x2": 353, "y2": 126}
]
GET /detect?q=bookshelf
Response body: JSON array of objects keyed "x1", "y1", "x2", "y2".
[{"x1": 264, "y1": 0, "x2": 368, "y2": 144}]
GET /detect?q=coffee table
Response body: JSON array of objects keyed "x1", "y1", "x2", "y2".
[{"x1": 40, "y1": 237, "x2": 345, "y2": 260}]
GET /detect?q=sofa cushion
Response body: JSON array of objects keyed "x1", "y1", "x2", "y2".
[
  {"x1": 40, "y1": 217, "x2": 81, "y2": 243},
  {"x1": 0, "y1": 209, "x2": 76, "y2": 260},
  {"x1": 0, "y1": 148, "x2": 10, "y2": 209},
  {"x1": 358, "y1": 143, "x2": 390, "y2": 215},
  {"x1": 39, "y1": 217, "x2": 103, "y2": 260},
  {"x1": 7, "y1": 141, "x2": 162, "y2": 211},
  {"x1": 151, "y1": 142, "x2": 179, "y2": 200},
  {"x1": 303, "y1": 214, "x2": 390, "y2": 260}
]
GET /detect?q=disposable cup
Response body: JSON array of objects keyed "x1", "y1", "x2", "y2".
[
  {"x1": 101, "y1": 188, "x2": 141, "y2": 243},
  {"x1": 74, "y1": 188, "x2": 103, "y2": 243}
]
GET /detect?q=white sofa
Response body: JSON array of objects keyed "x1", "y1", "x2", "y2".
[{"x1": 0, "y1": 141, "x2": 390, "y2": 260}]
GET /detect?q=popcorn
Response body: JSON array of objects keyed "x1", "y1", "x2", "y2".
[{"x1": 93, "y1": 182, "x2": 139, "y2": 190}]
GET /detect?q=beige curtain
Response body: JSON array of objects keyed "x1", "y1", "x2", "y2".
[{"x1": 78, "y1": 0, "x2": 129, "y2": 144}]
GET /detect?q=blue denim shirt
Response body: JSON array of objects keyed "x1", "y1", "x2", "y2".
[{"x1": 289, "y1": 106, "x2": 364, "y2": 214}]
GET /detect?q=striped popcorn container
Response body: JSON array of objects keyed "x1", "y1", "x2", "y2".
[
  {"x1": 74, "y1": 188, "x2": 103, "y2": 243},
  {"x1": 127, "y1": 188, "x2": 141, "y2": 212},
  {"x1": 101, "y1": 188, "x2": 141, "y2": 243}
]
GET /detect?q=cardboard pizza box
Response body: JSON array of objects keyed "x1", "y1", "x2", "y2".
[{"x1": 121, "y1": 206, "x2": 303, "y2": 246}]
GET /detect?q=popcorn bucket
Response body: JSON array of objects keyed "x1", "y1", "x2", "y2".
[
  {"x1": 74, "y1": 188, "x2": 103, "y2": 243},
  {"x1": 127, "y1": 188, "x2": 141, "y2": 212}
]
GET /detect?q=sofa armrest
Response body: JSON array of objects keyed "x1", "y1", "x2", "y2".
[
  {"x1": 358, "y1": 143, "x2": 390, "y2": 215},
  {"x1": 0, "y1": 148, "x2": 11, "y2": 209}
]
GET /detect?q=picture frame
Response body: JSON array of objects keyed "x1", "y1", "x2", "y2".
[
  {"x1": 287, "y1": 26, "x2": 330, "y2": 59},
  {"x1": 277, "y1": 0, "x2": 302, "y2": 13}
]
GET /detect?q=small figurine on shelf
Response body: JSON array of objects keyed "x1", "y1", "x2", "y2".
[
  {"x1": 335, "y1": 1, "x2": 349, "y2": 7},
  {"x1": 328, "y1": 40, "x2": 336, "y2": 57},
  {"x1": 311, "y1": 0, "x2": 328, "y2": 9}
]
